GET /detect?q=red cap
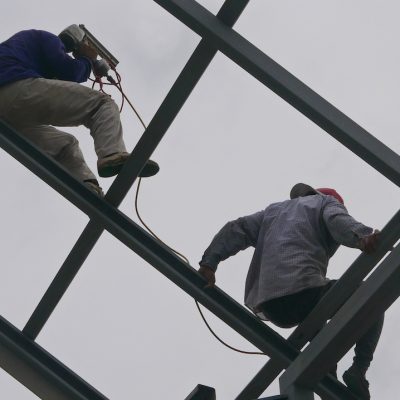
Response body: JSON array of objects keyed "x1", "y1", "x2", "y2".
[{"x1": 316, "y1": 188, "x2": 344, "y2": 204}]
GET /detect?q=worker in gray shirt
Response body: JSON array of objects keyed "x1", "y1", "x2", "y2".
[{"x1": 199, "y1": 183, "x2": 382, "y2": 400}]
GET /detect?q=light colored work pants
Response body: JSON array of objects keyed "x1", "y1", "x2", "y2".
[{"x1": 0, "y1": 78, "x2": 127, "y2": 181}]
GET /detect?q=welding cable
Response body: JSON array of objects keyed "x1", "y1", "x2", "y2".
[
  {"x1": 133, "y1": 165, "x2": 265, "y2": 356},
  {"x1": 91, "y1": 68, "x2": 265, "y2": 356},
  {"x1": 90, "y1": 75, "x2": 108, "y2": 94},
  {"x1": 194, "y1": 300, "x2": 265, "y2": 355},
  {"x1": 109, "y1": 70, "x2": 125, "y2": 113},
  {"x1": 134, "y1": 177, "x2": 190, "y2": 264},
  {"x1": 107, "y1": 69, "x2": 147, "y2": 129},
  {"x1": 134, "y1": 179, "x2": 265, "y2": 356}
]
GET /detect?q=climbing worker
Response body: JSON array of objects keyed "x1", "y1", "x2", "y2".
[
  {"x1": 199, "y1": 183, "x2": 382, "y2": 399},
  {"x1": 0, "y1": 27, "x2": 159, "y2": 196}
]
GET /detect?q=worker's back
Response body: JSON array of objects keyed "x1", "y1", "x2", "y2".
[
  {"x1": 245, "y1": 194, "x2": 339, "y2": 314},
  {"x1": 0, "y1": 29, "x2": 90, "y2": 87}
]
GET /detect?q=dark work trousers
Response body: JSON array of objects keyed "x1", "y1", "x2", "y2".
[{"x1": 259, "y1": 281, "x2": 384, "y2": 373}]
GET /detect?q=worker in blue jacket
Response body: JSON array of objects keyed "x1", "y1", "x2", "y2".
[{"x1": 0, "y1": 27, "x2": 159, "y2": 195}]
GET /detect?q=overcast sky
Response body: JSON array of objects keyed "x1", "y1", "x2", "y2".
[{"x1": 1, "y1": 1, "x2": 400, "y2": 399}]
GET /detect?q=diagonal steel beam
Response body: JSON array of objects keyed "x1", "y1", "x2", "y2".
[
  {"x1": 280, "y1": 384, "x2": 314, "y2": 400},
  {"x1": 280, "y1": 243, "x2": 400, "y2": 391},
  {"x1": 21, "y1": 0, "x2": 250, "y2": 340},
  {"x1": 259, "y1": 397, "x2": 288, "y2": 400},
  {"x1": 2, "y1": 2, "x2": 396, "y2": 398},
  {"x1": 260, "y1": 396, "x2": 288, "y2": 400},
  {"x1": 0, "y1": 314, "x2": 109, "y2": 400},
  {"x1": 154, "y1": 0, "x2": 400, "y2": 187},
  {"x1": 236, "y1": 209, "x2": 400, "y2": 400},
  {"x1": 0, "y1": 120, "x2": 357, "y2": 400}
]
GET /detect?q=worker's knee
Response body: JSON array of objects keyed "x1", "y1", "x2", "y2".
[
  {"x1": 100, "y1": 92, "x2": 119, "y2": 112},
  {"x1": 65, "y1": 134, "x2": 79, "y2": 148},
  {"x1": 58, "y1": 134, "x2": 80, "y2": 159},
  {"x1": 91, "y1": 91, "x2": 119, "y2": 115}
]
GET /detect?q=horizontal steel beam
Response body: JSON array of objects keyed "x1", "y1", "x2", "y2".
[
  {"x1": 236, "y1": 209, "x2": 400, "y2": 400},
  {"x1": 0, "y1": 120, "x2": 356, "y2": 400},
  {"x1": 22, "y1": 0, "x2": 250, "y2": 340},
  {"x1": 280, "y1": 243, "x2": 400, "y2": 390},
  {"x1": 154, "y1": 0, "x2": 400, "y2": 187},
  {"x1": 0, "y1": 315, "x2": 108, "y2": 400}
]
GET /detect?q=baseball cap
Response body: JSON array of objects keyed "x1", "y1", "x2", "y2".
[
  {"x1": 290, "y1": 183, "x2": 344, "y2": 204},
  {"x1": 316, "y1": 187, "x2": 344, "y2": 204}
]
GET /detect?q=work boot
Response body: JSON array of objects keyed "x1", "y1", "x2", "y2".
[
  {"x1": 84, "y1": 179, "x2": 104, "y2": 197},
  {"x1": 343, "y1": 366, "x2": 370, "y2": 399},
  {"x1": 97, "y1": 152, "x2": 159, "y2": 178}
]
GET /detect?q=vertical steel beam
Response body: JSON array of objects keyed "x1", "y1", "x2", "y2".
[
  {"x1": 280, "y1": 244, "x2": 400, "y2": 390},
  {"x1": 235, "y1": 210, "x2": 400, "y2": 400},
  {"x1": 154, "y1": 0, "x2": 400, "y2": 187},
  {"x1": 0, "y1": 315, "x2": 109, "y2": 400},
  {"x1": 22, "y1": 0, "x2": 250, "y2": 340}
]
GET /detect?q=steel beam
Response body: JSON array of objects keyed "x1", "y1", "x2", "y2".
[
  {"x1": 280, "y1": 384, "x2": 314, "y2": 400},
  {"x1": 0, "y1": 121, "x2": 357, "y2": 400},
  {"x1": 259, "y1": 396, "x2": 288, "y2": 400},
  {"x1": 0, "y1": 315, "x2": 109, "y2": 400},
  {"x1": 235, "y1": 209, "x2": 400, "y2": 400},
  {"x1": 260, "y1": 397, "x2": 288, "y2": 400},
  {"x1": 184, "y1": 384, "x2": 216, "y2": 400},
  {"x1": 22, "y1": 0, "x2": 250, "y2": 340},
  {"x1": 154, "y1": 0, "x2": 400, "y2": 187},
  {"x1": 1, "y1": 3, "x2": 396, "y2": 399},
  {"x1": 280, "y1": 243, "x2": 400, "y2": 390}
]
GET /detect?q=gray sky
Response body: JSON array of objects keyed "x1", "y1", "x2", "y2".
[{"x1": 1, "y1": 0, "x2": 399, "y2": 399}]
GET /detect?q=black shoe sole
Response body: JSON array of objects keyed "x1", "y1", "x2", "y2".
[
  {"x1": 98, "y1": 160, "x2": 160, "y2": 178},
  {"x1": 343, "y1": 371, "x2": 370, "y2": 399},
  {"x1": 98, "y1": 163, "x2": 124, "y2": 178},
  {"x1": 139, "y1": 160, "x2": 160, "y2": 178}
]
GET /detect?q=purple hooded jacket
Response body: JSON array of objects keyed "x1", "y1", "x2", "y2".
[{"x1": 0, "y1": 29, "x2": 91, "y2": 86}]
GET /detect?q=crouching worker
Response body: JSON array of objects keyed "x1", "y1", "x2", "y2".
[
  {"x1": 199, "y1": 183, "x2": 383, "y2": 399},
  {"x1": 0, "y1": 26, "x2": 159, "y2": 196}
]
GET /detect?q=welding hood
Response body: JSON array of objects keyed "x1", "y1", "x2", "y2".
[{"x1": 58, "y1": 24, "x2": 85, "y2": 53}]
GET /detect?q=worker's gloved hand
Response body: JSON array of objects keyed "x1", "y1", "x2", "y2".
[
  {"x1": 198, "y1": 265, "x2": 216, "y2": 288},
  {"x1": 359, "y1": 229, "x2": 380, "y2": 254},
  {"x1": 74, "y1": 41, "x2": 98, "y2": 60}
]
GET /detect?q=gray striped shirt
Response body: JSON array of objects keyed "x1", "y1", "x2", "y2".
[{"x1": 200, "y1": 194, "x2": 372, "y2": 314}]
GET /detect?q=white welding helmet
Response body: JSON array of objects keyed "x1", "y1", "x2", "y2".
[{"x1": 58, "y1": 24, "x2": 85, "y2": 52}]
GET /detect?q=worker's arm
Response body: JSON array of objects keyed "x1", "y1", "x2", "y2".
[
  {"x1": 198, "y1": 210, "x2": 264, "y2": 287},
  {"x1": 322, "y1": 198, "x2": 379, "y2": 253},
  {"x1": 40, "y1": 31, "x2": 93, "y2": 83},
  {"x1": 358, "y1": 229, "x2": 380, "y2": 253}
]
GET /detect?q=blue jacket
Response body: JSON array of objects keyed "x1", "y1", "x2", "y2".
[{"x1": 0, "y1": 29, "x2": 91, "y2": 87}]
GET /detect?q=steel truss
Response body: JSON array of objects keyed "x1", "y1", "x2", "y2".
[{"x1": 0, "y1": 0, "x2": 399, "y2": 399}]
